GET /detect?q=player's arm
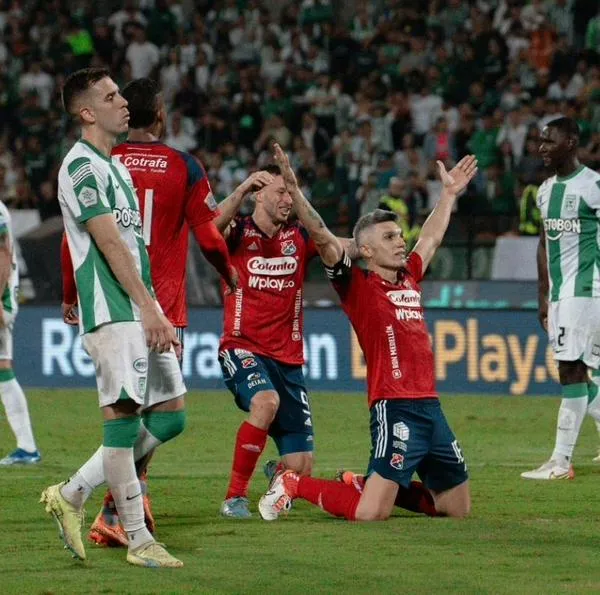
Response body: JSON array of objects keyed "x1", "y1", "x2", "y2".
[
  {"x1": 537, "y1": 224, "x2": 549, "y2": 331},
  {"x1": 60, "y1": 233, "x2": 79, "y2": 326},
  {"x1": 86, "y1": 215, "x2": 177, "y2": 352},
  {"x1": 273, "y1": 143, "x2": 343, "y2": 267},
  {"x1": 213, "y1": 171, "x2": 275, "y2": 237},
  {"x1": 412, "y1": 156, "x2": 478, "y2": 273},
  {"x1": 0, "y1": 220, "x2": 11, "y2": 327}
]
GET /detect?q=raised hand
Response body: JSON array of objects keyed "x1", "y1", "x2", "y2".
[
  {"x1": 437, "y1": 155, "x2": 478, "y2": 196},
  {"x1": 241, "y1": 170, "x2": 274, "y2": 194},
  {"x1": 273, "y1": 143, "x2": 299, "y2": 191}
]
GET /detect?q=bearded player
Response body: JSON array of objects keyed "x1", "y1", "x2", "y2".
[
  {"x1": 259, "y1": 145, "x2": 476, "y2": 522},
  {"x1": 62, "y1": 78, "x2": 272, "y2": 544}
]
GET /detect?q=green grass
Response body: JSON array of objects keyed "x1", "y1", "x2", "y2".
[{"x1": 2, "y1": 391, "x2": 600, "y2": 594}]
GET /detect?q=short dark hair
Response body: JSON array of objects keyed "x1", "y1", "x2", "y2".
[
  {"x1": 353, "y1": 209, "x2": 398, "y2": 244},
  {"x1": 121, "y1": 78, "x2": 161, "y2": 129},
  {"x1": 546, "y1": 117, "x2": 581, "y2": 142},
  {"x1": 262, "y1": 164, "x2": 282, "y2": 177},
  {"x1": 62, "y1": 67, "x2": 111, "y2": 115}
]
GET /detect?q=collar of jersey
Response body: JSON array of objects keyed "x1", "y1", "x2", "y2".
[
  {"x1": 368, "y1": 268, "x2": 406, "y2": 286},
  {"x1": 556, "y1": 164, "x2": 585, "y2": 182},
  {"x1": 249, "y1": 215, "x2": 288, "y2": 240},
  {"x1": 79, "y1": 139, "x2": 111, "y2": 163}
]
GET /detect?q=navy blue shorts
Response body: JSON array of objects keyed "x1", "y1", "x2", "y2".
[
  {"x1": 219, "y1": 348, "x2": 314, "y2": 456},
  {"x1": 367, "y1": 398, "x2": 468, "y2": 493}
]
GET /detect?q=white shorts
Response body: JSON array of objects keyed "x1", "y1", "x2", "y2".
[
  {"x1": 0, "y1": 310, "x2": 15, "y2": 360},
  {"x1": 82, "y1": 321, "x2": 186, "y2": 409},
  {"x1": 548, "y1": 297, "x2": 600, "y2": 369}
]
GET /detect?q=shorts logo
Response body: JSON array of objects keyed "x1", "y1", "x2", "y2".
[
  {"x1": 393, "y1": 440, "x2": 407, "y2": 452},
  {"x1": 281, "y1": 240, "x2": 296, "y2": 256},
  {"x1": 593, "y1": 344, "x2": 600, "y2": 357},
  {"x1": 393, "y1": 422, "x2": 410, "y2": 441},
  {"x1": 390, "y1": 453, "x2": 404, "y2": 470},
  {"x1": 247, "y1": 372, "x2": 261, "y2": 381},
  {"x1": 133, "y1": 358, "x2": 148, "y2": 374},
  {"x1": 234, "y1": 349, "x2": 253, "y2": 358},
  {"x1": 79, "y1": 186, "x2": 98, "y2": 207},
  {"x1": 242, "y1": 358, "x2": 256, "y2": 368},
  {"x1": 137, "y1": 377, "x2": 147, "y2": 398}
]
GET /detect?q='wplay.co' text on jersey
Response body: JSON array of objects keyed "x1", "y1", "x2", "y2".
[
  {"x1": 537, "y1": 165, "x2": 600, "y2": 302},
  {"x1": 327, "y1": 252, "x2": 437, "y2": 407},
  {"x1": 220, "y1": 216, "x2": 318, "y2": 365}
]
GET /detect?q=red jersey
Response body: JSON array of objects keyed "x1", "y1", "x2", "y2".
[
  {"x1": 220, "y1": 216, "x2": 318, "y2": 365},
  {"x1": 328, "y1": 251, "x2": 437, "y2": 407},
  {"x1": 111, "y1": 141, "x2": 218, "y2": 327}
]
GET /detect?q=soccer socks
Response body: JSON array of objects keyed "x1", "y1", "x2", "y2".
[
  {"x1": 0, "y1": 370, "x2": 37, "y2": 452},
  {"x1": 103, "y1": 417, "x2": 153, "y2": 549},
  {"x1": 297, "y1": 476, "x2": 361, "y2": 520},
  {"x1": 60, "y1": 446, "x2": 105, "y2": 509},
  {"x1": 225, "y1": 421, "x2": 268, "y2": 499},
  {"x1": 551, "y1": 383, "x2": 589, "y2": 466},
  {"x1": 133, "y1": 410, "x2": 187, "y2": 461},
  {"x1": 395, "y1": 481, "x2": 437, "y2": 517}
]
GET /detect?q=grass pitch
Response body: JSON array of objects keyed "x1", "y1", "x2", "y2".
[{"x1": 1, "y1": 390, "x2": 600, "y2": 594}]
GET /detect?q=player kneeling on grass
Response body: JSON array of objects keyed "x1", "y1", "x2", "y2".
[
  {"x1": 40, "y1": 68, "x2": 184, "y2": 568},
  {"x1": 259, "y1": 145, "x2": 476, "y2": 522}
]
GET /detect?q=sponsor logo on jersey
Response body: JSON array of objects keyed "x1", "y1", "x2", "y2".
[
  {"x1": 248, "y1": 276, "x2": 296, "y2": 291},
  {"x1": 544, "y1": 217, "x2": 581, "y2": 240},
  {"x1": 390, "y1": 452, "x2": 404, "y2": 470},
  {"x1": 281, "y1": 240, "x2": 297, "y2": 256},
  {"x1": 122, "y1": 155, "x2": 168, "y2": 170},
  {"x1": 279, "y1": 229, "x2": 295, "y2": 239},
  {"x1": 385, "y1": 325, "x2": 402, "y2": 379},
  {"x1": 79, "y1": 186, "x2": 98, "y2": 207},
  {"x1": 393, "y1": 422, "x2": 410, "y2": 441},
  {"x1": 205, "y1": 192, "x2": 217, "y2": 211},
  {"x1": 387, "y1": 289, "x2": 420, "y2": 307},
  {"x1": 395, "y1": 308, "x2": 424, "y2": 321},
  {"x1": 114, "y1": 207, "x2": 142, "y2": 229},
  {"x1": 247, "y1": 256, "x2": 298, "y2": 276},
  {"x1": 244, "y1": 228, "x2": 262, "y2": 238}
]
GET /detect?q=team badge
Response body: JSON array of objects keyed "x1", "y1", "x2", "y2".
[
  {"x1": 390, "y1": 453, "x2": 404, "y2": 470},
  {"x1": 242, "y1": 358, "x2": 257, "y2": 368},
  {"x1": 281, "y1": 240, "x2": 297, "y2": 256},
  {"x1": 564, "y1": 194, "x2": 578, "y2": 212}
]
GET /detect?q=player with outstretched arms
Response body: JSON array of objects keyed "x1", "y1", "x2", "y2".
[
  {"x1": 60, "y1": 78, "x2": 272, "y2": 545},
  {"x1": 41, "y1": 68, "x2": 186, "y2": 568},
  {"x1": 258, "y1": 144, "x2": 476, "y2": 522},
  {"x1": 521, "y1": 117, "x2": 600, "y2": 480}
]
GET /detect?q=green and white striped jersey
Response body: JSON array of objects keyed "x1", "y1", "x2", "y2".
[
  {"x1": 537, "y1": 165, "x2": 600, "y2": 302},
  {"x1": 0, "y1": 201, "x2": 19, "y2": 314},
  {"x1": 58, "y1": 139, "x2": 153, "y2": 334}
]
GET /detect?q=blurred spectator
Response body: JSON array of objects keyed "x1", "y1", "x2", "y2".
[{"x1": 126, "y1": 23, "x2": 159, "y2": 79}]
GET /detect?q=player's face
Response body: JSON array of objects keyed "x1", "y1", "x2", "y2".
[
  {"x1": 256, "y1": 175, "x2": 292, "y2": 224},
  {"x1": 539, "y1": 126, "x2": 570, "y2": 170},
  {"x1": 84, "y1": 77, "x2": 129, "y2": 136},
  {"x1": 363, "y1": 221, "x2": 407, "y2": 270}
]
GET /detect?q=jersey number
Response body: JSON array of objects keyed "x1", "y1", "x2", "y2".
[
  {"x1": 142, "y1": 189, "x2": 154, "y2": 246},
  {"x1": 557, "y1": 327, "x2": 566, "y2": 348}
]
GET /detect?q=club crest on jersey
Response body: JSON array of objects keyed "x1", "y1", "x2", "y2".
[
  {"x1": 564, "y1": 194, "x2": 578, "y2": 212},
  {"x1": 390, "y1": 453, "x2": 404, "y2": 470},
  {"x1": 281, "y1": 240, "x2": 297, "y2": 256}
]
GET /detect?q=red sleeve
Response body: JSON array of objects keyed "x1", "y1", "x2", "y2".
[
  {"x1": 61, "y1": 233, "x2": 77, "y2": 304},
  {"x1": 406, "y1": 251, "x2": 424, "y2": 283},
  {"x1": 182, "y1": 152, "x2": 219, "y2": 229},
  {"x1": 191, "y1": 220, "x2": 234, "y2": 286}
]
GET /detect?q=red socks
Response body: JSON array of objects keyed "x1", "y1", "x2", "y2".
[
  {"x1": 395, "y1": 480, "x2": 437, "y2": 517},
  {"x1": 225, "y1": 422, "x2": 268, "y2": 499},
  {"x1": 297, "y1": 477, "x2": 361, "y2": 520}
]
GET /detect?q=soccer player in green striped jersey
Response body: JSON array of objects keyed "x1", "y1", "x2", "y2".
[
  {"x1": 0, "y1": 201, "x2": 41, "y2": 466},
  {"x1": 40, "y1": 68, "x2": 185, "y2": 568},
  {"x1": 522, "y1": 117, "x2": 600, "y2": 480}
]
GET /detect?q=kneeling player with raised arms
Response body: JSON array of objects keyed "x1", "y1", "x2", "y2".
[{"x1": 259, "y1": 145, "x2": 476, "y2": 521}]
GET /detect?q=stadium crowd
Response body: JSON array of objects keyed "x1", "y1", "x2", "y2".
[{"x1": 0, "y1": 0, "x2": 599, "y2": 238}]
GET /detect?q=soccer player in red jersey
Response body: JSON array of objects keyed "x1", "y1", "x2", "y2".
[
  {"x1": 61, "y1": 78, "x2": 272, "y2": 543},
  {"x1": 214, "y1": 162, "x2": 328, "y2": 518},
  {"x1": 258, "y1": 145, "x2": 477, "y2": 522}
]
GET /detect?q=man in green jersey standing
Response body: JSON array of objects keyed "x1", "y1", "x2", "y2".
[
  {"x1": 40, "y1": 68, "x2": 185, "y2": 567},
  {"x1": 522, "y1": 117, "x2": 600, "y2": 480}
]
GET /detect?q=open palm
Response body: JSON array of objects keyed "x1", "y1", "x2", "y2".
[
  {"x1": 437, "y1": 155, "x2": 478, "y2": 195},
  {"x1": 273, "y1": 143, "x2": 299, "y2": 190}
]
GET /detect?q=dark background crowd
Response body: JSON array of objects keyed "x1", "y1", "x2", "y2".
[{"x1": 1, "y1": 0, "x2": 600, "y2": 249}]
